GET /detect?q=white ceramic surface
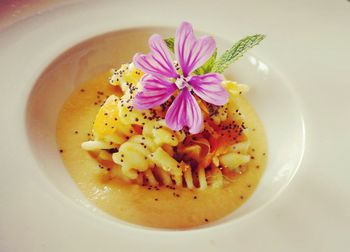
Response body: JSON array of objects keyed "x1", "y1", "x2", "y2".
[{"x1": 1, "y1": 0, "x2": 349, "y2": 251}]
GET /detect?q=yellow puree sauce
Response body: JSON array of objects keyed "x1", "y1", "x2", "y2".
[{"x1": 56, "y1": 72, "x2": 267, "y2": 228}]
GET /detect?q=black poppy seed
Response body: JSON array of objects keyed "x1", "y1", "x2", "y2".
[
  {"x1": 80, "y1": 89, "x2": 85, "y2": 92},
  {"x1": 205, "y1": 219, "x2": 209, "y2": 222},
  {"x1": 59, "y1": 149, "x2": 64, "y2": 153},
  {"x1": 193, "y1": 196, "x2": 197, "y2": 199},
  {"x1": 120, "y1": 159, "x2": 124, "y2": 162},
  {"x1": 154, "y1": 198, "x2": 158, "y2": 201}
]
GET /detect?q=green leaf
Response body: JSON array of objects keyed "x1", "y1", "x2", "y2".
[
  {"x1": 164, "y1": 37, "x2": 174, "y2": 53},
  {"x1": 194, "y1": 49, "x2": 217, "y2": 75},
  {"x1": 212, "y1": 34, "x2": 265, "y2": 73}
]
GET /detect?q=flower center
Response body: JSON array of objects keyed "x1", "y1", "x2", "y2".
[{"x1": 174, "y1": 76, "x2": 191, "y2": 90}]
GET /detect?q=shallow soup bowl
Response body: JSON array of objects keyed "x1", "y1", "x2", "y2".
[{"x1": 25, "y1": 26, "x2": 305, "y2": 230}]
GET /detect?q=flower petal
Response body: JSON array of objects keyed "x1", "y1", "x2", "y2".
[
  {"x1": 133, "y1": 34, "x2": 178, "y2": 79},
  {"x1": 133, "y1": 74, "x2": 177, "y2": 110},
  {"x1": 175, "y1": 22, "x2": 216, "y2": 77},
  {"x1": 189, "y1": 73, "x2": 228, "y2": 106},
  {"x1": 165, "y1": 87, "x2": 203, "y2": 134}
]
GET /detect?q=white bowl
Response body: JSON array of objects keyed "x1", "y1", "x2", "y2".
[{"x1": 26, "y1": 27, "x2": 304, "y2": 229}]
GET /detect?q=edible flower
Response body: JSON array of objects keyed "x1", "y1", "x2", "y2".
[{"x1": 133, "y1": 22, "x2": 228, "y2": 134}]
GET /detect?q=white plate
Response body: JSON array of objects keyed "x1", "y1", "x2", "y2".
[{"x1": 0, "y1": 1, "x2": 349, "y2": 251}]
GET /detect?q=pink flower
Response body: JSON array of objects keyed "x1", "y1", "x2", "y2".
[{"x1": 133, "y1": 22, "x2": 228, "y2": 134}]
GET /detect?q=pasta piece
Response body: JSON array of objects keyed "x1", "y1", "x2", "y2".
[
  {"x1": 222, "y1": 80, "x2": 249, "y2": 97},
  {"x1": 109, "y1": 63, "x2": 143, "y2": 92},
  {"x1": 212, "y1": 156, "x2": 220, "y2": 167},
  {"x1": 230, "y1": 140, "x2": 250, "y2": 153},
  {"x1": 81, "y1": 140, "x2": 113, "y2": 151},
  {"x1": 142, "y1": 120, "x2": 183, "y2": 147},
  {"x1": 153, "y1": 166, "x2": 173, "y2": 186},
  {"x1": 108, "y1": 165, "x2": 132, "y2": 183},
  {"x1": 219, "y1": 152, "x2": 251, "y2": 171},
  {"x1": 98, "y1": 150, "x2": 113, "y2": 161},
  {"x1": 144, "y1": 169, "x2": 158, "y2": 186},
  {"x1": 149, "y1": 147, "x2": 182, "y2": 177},
  {"x1": 109, "y1": 64, "x2": 129, "y2": 88},
  {"x1": 112, "y1": 142, "x2": 153, "y2": 179},
  {"x1": 153, "y1": 128, "x2": 179, "y2": 146},
  {"x1": 198, "y1": 166, "x2": 207, "y2": 190},
  {"x1": 117, "y1": 96, "x2": 154, "y2": 126},
  {"x1": 162, "y1": 144, "x2": 175, "y2": 156},
  {"x1": 183, "y1": 163, "x2": 194, "y2": 189},
  {"x1": 181, "y1": 145, "x2": 201, "y2": 161},
  {"x1": 128, "y1": 135, "x2": 157, "y2": 152},
  {"x1": 134, "y1": 173, "x2": 144, "y2": 185},
  {"x1": 211, "y1": 104, "x2": 228, "y2": 125},
  {"x1": 103, "y1": 134, "x2": 126, "y2": 145},
  {"x1": 207, "y1": 166, "x2": 224, "y2": 188}
]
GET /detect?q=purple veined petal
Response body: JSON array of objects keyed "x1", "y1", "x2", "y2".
[
  {"x1": 165, "y1": 87, "x2": 203, "y2": 134},
  {"x1": 189, "y1": 73, "x2": 228, "y2": 106},
  {"x1": 133, "y1": 74, "x2": 177, "y2": 110},
  {"x1": 133, "y1": 34, "x2": 178, "y2": 79},
  {"x1": 175, "y1": 22, "x2": 216, "y2": 77}
]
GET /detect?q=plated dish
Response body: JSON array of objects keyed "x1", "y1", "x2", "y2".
[
  {"x1": 56, "y1": 22, "x2": 267, "y2": 228},
  {"x1": 4, "y1": 0, "x2": 348, "y2": 251}
]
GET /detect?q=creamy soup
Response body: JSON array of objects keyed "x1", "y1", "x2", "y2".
[{"x1": 56, "y1": 71, "x2": 267, "y2": 228}]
